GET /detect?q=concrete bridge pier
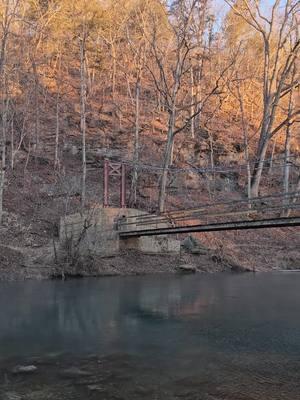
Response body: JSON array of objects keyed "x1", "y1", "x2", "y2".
[{"x1": 59, "y1": 207, "x2": 181, "y2": 258}]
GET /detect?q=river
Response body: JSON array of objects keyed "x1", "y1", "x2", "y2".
[{"x1": 0, "y1": 272, "x2": 300, "y2": 399}]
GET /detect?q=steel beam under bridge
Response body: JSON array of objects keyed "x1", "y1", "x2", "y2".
[{"x1": 119, "y1": 217, "x2": 300, "y2": 238}]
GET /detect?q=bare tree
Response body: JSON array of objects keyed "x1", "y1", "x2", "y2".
[
  {"x1": 0, "y1": 0, "x2": 20, "y2": 223},
  {"x1": 225, "y1": 0, "x2": 300, "y2": 198},
  {"x1": 54, "y1": 50, "x2": 62, "y2": 169},
  {"x1": 282, "y1": 63, "x2": 297, "y2": 213},
  {"x1": 146, "y1": 0, "x2": 237, "y2": 211},
  {"x1": 80, "y1": 28, "x2": 87, "y2": 209},
  {"x1": 146, "y1": 0, "x2": 202, "y2": 212},
  {"x1": 125, "y1": 30, "x2": 145, "y2": 205},
  {"x1": 236, "y1": 77, "x2": 252, "y2": 202},
  {"x1": 0, "y1": 78, "x2": 8, "y2": 224}
]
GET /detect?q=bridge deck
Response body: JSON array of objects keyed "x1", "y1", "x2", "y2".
[{"x1": 119, "y1": 217, "x2": 300, "y2": 238}]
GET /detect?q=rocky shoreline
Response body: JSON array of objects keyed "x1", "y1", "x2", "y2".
[
  {"x1": 0, "y1": 243, "x2": 235, "y2": 282},
  {"x1": 1, "y1": 232, "x2": 300, "y2": 281},
  {"x1": 1, "y1": 211, "x2": 299, "y2": 281}
]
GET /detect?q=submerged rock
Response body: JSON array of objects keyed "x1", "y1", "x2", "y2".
[
  {"x1": 2, "y1": 392, "x2": 22, "y2": 400},
  {"x1": 11, "y1": 365, "x2": 37, "y2": 374},
  {"x1": 87, "y1": 384, "x2": 105, "y2": 392},
  {"x1": 60, "y1": 367, "x2": 92, "y2": 378}
]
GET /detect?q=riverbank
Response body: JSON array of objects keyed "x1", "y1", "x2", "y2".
[
  {"x1": 0, "y1": 240, "x2": 298, "y2": 281},
  {"x1": 0, "y1": 244, "x2": 233, "y2": 281},
  {"x1": 1, "y1": 238, "x2": 299, "y2": 281},
  {"x1": 0, "y1": 211, "x2": 299, "y2": 281}
]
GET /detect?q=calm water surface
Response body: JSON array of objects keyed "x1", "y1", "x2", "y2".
[{"x1": 0, "y1": 272, "x2": 300, "y2": 399}]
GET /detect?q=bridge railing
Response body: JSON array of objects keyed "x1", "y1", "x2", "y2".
[{"x1": 118, "y1": 191, "x2": 300, "y2": 233}]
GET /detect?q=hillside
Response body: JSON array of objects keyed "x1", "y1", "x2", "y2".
[
  {"x1": 0, "y1": 89, "x2": 299, "y2": 280},
  {"x1": 0, "y1": 0, "x2": 299, "y2": 280}
]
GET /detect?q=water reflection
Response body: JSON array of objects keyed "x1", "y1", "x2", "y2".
[
  {"x1": 1, "y1": 273, "x2": 300, "y2": 398},
  {"x1": 1, "y1": 273, "x2": 300, "y2": 360}
]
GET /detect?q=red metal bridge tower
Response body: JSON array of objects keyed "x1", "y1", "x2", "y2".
[{"x1": 103, "y1": 159, "x2": 126, "y2": 208}]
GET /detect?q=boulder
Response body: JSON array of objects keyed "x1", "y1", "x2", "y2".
[
  {"x1": 176, "y1": 264, "x2": 197, "y2": 273},
  {"x1": 181, "y1": 236, "x2": 209, "y2": 255}
]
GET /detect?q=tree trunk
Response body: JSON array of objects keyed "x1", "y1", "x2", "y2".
[
  {"x1": 32, "y1": 60, "x2": 40, "y2": 149},
  {"x1": 268, "y1": 138, "x2": 277, "y2": 174},
  {"x1": 250, "y1": 104, "x2": 271, "y2": 198},
  {"x1": 282, "y1": 82, "x2": 295, "y2": 214},
  {"x1": 111, "y1": 44, "x2": 116, "y2": 102},
  {"x1": 131, "y1": 75, "x2": 141, "y2": 206},
  {"x1": 250, "y1": 139, "x2": 269, "y2": 198},
  {"x1": 54, "y1": 91, "x2": 60, "y2": 169},
  {"x1": 80, "y1": 35, "x2": 87, "y2": 209},
  {"x1": 0, "y1": 80, "x2": 8, "y2": 224},
  {"x1": 284, "y1": 174, "x2": 300, "y2": 217},
  {"x1": 158, "y1": 105, "x2": 176, "y2": 213},
  {"x1": 55, "y1": 53, "x2": 62, "y2": 169},
  {"x1": 237, "y1": 84, "x2": 251, "y2": 201},
  {"x1": 282, "y1": 128, "x2": 291, "y2": 214},
  {"x1": 10, "y1": 117, "x2": 14, "y2": 169},
  {"x1": 190, "y1": 64, "x2": 195, "y2": 138}
]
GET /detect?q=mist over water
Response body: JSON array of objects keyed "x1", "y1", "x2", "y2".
[{"x1": 1, "y1": 273, "x2": 300, "y2": 399}]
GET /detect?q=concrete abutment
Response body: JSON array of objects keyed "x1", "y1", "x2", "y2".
[{"x1": 59, "y1": 207, "x2": 181, "y2": 257}]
